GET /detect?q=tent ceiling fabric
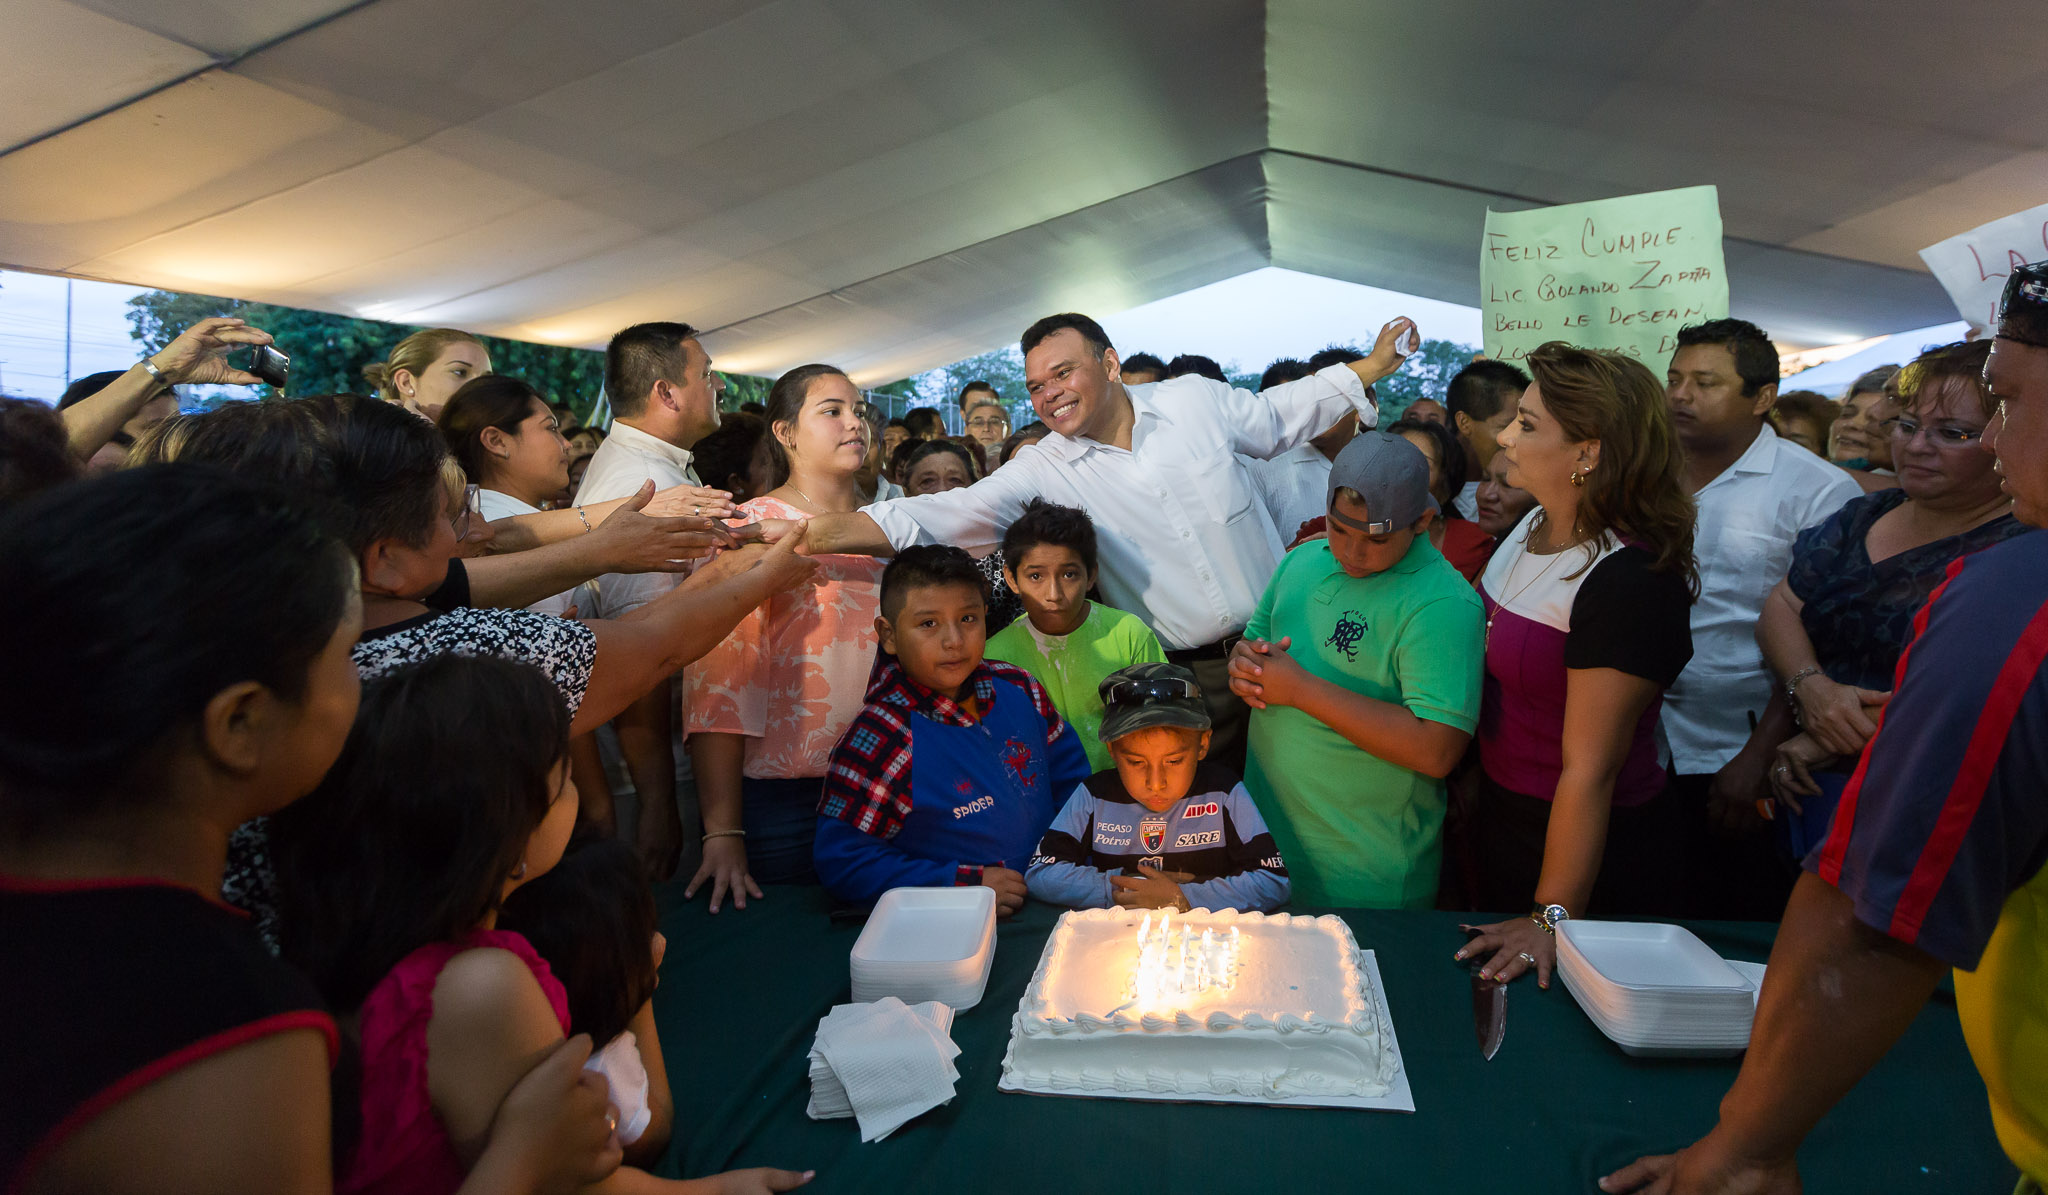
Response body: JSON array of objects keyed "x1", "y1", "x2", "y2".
[{"x1": 3, "y1": 0, "x2": 2037, "y2": 382}]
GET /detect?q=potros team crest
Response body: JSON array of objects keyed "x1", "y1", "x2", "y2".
[{"x1": 1139, "y1": 816, "x2": 1168, "y2": 854}]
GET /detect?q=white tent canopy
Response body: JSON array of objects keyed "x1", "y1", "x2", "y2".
[{"x1": 4, "y1": 0, "x2": 2038, "y2": 384}]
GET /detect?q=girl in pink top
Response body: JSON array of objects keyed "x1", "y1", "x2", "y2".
[
  {"x1": 274, "y1": 654, "x2": 812, "y2": 1195},
  {"x1": 685, "y1": 365, "x2": 884, "y2": 908}
]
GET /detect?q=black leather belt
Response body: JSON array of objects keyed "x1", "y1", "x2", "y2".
[{"x1": 1165, "y1": 634, "x2": 1242, "y2": 665}]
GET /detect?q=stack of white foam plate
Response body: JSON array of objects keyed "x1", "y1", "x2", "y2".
[
  {"x1": 1556, "y1": 920, "x2": 1766, "y2": 1058},
  {"x1": 849, "y1": 886, "x2": 998, "y2": 1010}
]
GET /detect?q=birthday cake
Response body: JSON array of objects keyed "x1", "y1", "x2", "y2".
[{"x1": 999, "y1": 907, "x2": 1397, "y2": 1101}]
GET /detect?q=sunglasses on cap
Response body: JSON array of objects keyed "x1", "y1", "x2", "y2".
[
  {"x1": 1998, "y1": 261, "x2": 2048, "y2": 347},
  {"x1": 1103, "y1": 677, "x2": 1203, "y2": 707}
]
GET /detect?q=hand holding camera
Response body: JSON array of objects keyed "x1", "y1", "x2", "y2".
[{"x1": 146, "y1": 317, "x2": 288, "y2": 391}]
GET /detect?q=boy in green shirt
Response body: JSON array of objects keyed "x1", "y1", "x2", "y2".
[
  {"x1": 1229, "y1": 432, "x2": 1484, "y2": 908},
  {"x1": 986, "y1": 499, "x2": 1167, "y2": 773}
]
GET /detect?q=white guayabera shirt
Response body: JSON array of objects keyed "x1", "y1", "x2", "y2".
[
  {"x1": 865, "y1": 366, "x2": 1378, "y2": 651},
  {"x1": 1660, "y1": 423, "x2": 1862, "y2": 774}
]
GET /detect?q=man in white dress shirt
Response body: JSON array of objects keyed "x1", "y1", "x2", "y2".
[
  {"x1": 574, "y1": 320, "x2": 726, "y2": 877},
  {"x1": 770, "y1": 311, "x2": 1419, "y2": 770},
  {"x1": 1663, "y1": 318, "x2": 1861, "y2": 919}
]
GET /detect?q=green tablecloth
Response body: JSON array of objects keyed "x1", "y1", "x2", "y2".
[{"x1": 650, "y1": 886, "x2": 2015, "y2": 1194}]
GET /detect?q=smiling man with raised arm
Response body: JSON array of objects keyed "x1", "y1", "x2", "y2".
[{"x1": 764, "y1": 312, "x2": 1418, "y2": 770}]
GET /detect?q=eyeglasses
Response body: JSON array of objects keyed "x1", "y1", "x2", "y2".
[
  {"x1": 1883, "y1": 416, "x2": 1982, "y2": 447},
  {"x1": 452, "y1": 483, "x2": 482, "y2": 540},
  {"x1": 1103, "y1": 676, "x2": 1203, "y2": 706}
]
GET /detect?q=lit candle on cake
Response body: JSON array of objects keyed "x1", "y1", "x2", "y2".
[{"x1": 1129, "y1": 913, "x2": 1242, "y2": 1008}]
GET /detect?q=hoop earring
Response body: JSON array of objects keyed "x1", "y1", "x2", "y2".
[{"x1": 1569, "y1": 468, "x2": 1586, "y2": 488}]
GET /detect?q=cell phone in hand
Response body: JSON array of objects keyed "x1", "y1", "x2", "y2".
[{"x1": 239, "y1": 344, "x2": 290, "y2": 391}]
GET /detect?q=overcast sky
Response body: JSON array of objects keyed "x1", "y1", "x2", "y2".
[
  {"x1": 0, "y1": 265, "x2": 1489, "y2": 404},
  {"x1": 0, "y1": 263, "x2": 1951, "y2": 404}
]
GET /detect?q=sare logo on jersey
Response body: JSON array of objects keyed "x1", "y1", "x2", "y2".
[
  {"x1": 1173, "y1": 830, "x2": 1222, "y2": 848},
  {"x1": 1181, "y1": 802, "x2": 1220, "y2": 819}
]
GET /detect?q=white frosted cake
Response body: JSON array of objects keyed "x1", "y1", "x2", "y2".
[{"x1": 1000, "y1": 907, "x2": 1397, "y2": 1102}]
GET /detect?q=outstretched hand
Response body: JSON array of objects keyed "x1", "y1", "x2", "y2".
[
  {"x1": 591, "y1": 480, "x2": 738, "y2": 572},
  {"x1": 644, "y1": 482, "x2": 738, "y2": 523},
  {"x1": 751, "y1": 519, "x2": 821, "y2": 593}
]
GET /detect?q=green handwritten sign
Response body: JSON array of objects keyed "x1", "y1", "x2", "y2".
[{"x1": 1479, "y1": 185, "x2": 1728, "y2": 366}]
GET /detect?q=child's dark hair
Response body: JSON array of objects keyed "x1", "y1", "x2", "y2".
[
  {"x1": 692, "y1": 411, "x2": 766, "y2": 494},
  {"x1": 1000, "y1": 498, "x2": 1097, "y2": 575},
  {"x1": 880, "y1": 544, "x2": 988, "y2": 621},
  {"x1": 498, "y1": 836, "x2": 658, "y2": 1046},
  {"x1": 273, "y1": 653, "x2": 572, "y2": 1014}
]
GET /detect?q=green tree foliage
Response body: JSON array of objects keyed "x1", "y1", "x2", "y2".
[
  {"x1": 125, "y1": 289, "x2": 616, "y2": 421},
  {"x1": 881, "y1": 345, "x2": 1030, "y2": 429},
  {"x1": 719, "y1": 371, "x2": 774, "y2": 411},
  {"x1": 1372, "y1": 338, "x2": 1477, "y2": 420}
]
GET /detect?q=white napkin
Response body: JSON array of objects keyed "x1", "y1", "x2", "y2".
[
  {"x1": 805, "y1": 998, "x2": 960, "y2": 1141},
  {"x1": 583, "y1": 1031, "x2": 652, "y2": 1145}
]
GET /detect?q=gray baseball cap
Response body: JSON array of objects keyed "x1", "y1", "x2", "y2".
[
  {"x1": 1326, "y1": 430, "x2": 1438, "y2": 533},
  {"x1": 1096, "y1": 662, "x2": 1211, "y2": 742}
]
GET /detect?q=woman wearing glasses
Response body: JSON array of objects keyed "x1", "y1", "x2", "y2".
[{"x1": 1749, "y1": 339, "x2": 2028, "y2": 850}]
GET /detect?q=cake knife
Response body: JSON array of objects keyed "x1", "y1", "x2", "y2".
[{"x1": 1472, "y1": 971, "x2": 1506, "y2": 1061}]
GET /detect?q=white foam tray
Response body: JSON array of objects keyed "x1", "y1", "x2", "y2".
[
  {"x1": 1563, "y1": 953, "x2": 1766, "y2": 1058},
  {"x1": 997, "y1": 949, "x2": 1415, "y2": 1113},
  {"x1": 1556, "y1": 921, "x2": 1752, "y2": 994},
  {"x1": 849, "y1": 886, "x2": 997, "y2": 1010},
  {"x1": 853, "y1": 935, "x2": 998, "y2": 1010}
]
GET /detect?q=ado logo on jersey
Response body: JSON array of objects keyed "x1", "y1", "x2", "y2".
[{"x1": 1181, "y1": 802, "x2": 1219, "y2": 819}]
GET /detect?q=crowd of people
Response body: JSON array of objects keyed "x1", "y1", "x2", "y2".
[{"x1": 2, "y1": 264, "x2": 2045, "y2": 1195}]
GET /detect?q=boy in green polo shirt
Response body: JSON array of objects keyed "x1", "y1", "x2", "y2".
[
  {"x1": 1229, "y1": 431, "x2": 1484, "y2": 908},
  {"x1": 986, "y1": 499, "x2": 1167, "y2": 773}
]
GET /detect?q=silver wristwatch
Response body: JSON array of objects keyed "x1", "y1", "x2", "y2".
[{"x1": 1530, "y1": 903, "x2": 1570, "y2": 934}]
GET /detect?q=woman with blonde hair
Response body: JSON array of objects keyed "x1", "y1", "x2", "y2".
[
  {"x1": 1456, "y1": 342, "x2": 1699, "y2": 987},
  {"x1": 363, "y1": 328, "x2": 492, "y2": 423}
]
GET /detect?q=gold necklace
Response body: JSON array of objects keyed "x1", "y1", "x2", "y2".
[{"x1": 784, "y1": 482, "x2": 855, "y2": 515}]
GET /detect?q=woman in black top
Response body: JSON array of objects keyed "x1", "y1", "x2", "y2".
[
  {"x1": 0, "y1": 466, "x2": 358, "y2": 1192},
  {"x1": 0, "y1": 467, "x2": 620, "y2": 1195}
]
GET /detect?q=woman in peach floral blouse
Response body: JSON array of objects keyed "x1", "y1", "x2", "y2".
[{"x1": 683, "y1": 364, "x2": 885, "y2": 908}]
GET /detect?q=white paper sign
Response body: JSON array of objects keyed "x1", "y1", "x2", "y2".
[
  {"x1": 1480, "y1": 185, "x2": 1728, "y2": 366},
  {"x1": 1918, "y1": 202, "x2": 2048, "y2": 332}
]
